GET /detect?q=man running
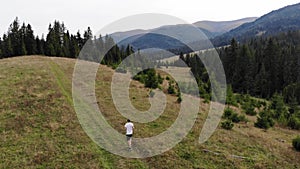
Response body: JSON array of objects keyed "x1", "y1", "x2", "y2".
[{"x1": 124, "y1": 119, "x2": 134, "y2": 150}]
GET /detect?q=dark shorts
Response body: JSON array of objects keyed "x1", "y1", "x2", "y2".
[{"x1": 126, "y1": 134, "x2": 133, "y2": 141}]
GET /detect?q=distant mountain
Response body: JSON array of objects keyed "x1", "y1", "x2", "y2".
[
  {"x1": 111, "y1": 24, "x2": 214, "y2": 43},
  {"x1": 194, "y1": 17, "x2": 257, "y2": 35},
  {"x1": 111, "y1": 18, "x2": 256, "y2": 53},
  {"x1": 110, "y1": 29, "x2": 148, "y2": 43},
  {"x1": 118, "y1": 33, "x2": 193, "y2": 54},
  {"x1": 213, "y1": 3, "x2": 300, "y2": 46},
  {"x1": 113, "y1": 24, "x2": 213, "y2": 54},
  {"x1": 111, "y1": 18, "x2": 256, "y2": 43}
]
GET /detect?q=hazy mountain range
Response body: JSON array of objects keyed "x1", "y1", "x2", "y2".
[
  {"x1": 194, "y1": 17, "x2": 257, "y2": 36},
  {"x1": 213, "y1": 3, "x2": 300, "y2": 46},
  {"x1": 111, "y1": 17, "x2": 257, "y2": 42},
  {"x1": 110, "y1": 2, "x2": 300, "y2": 52}
]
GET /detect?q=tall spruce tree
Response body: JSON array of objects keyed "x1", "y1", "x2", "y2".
[
  {"x1": 24, "y1": 24, "x2": 37, "y2": 55},
  {"x1": 9, "y1": 17, "x2": 21, "y2": 56}
]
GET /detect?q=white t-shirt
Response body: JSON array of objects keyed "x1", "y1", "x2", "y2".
[{"x1": 124, "y1": 122, "x2": 134, "y2": 135}]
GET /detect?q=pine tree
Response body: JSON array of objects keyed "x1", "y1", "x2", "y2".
[
  {"x1": 8, "y1": 17, "x2": 21, "y2": 56},
  {"x1": 264, "y1": 38, "x2": 280, "y2": 95},
  {"x1": 45, "y1": 21, "x2": 65, "y2": 56},
  {"x1": 270, "y1": 93, "x2": 289, "y2": 125},
  {"x1": 255, "y1": 63, "x2": 268, "y2": 98},
  {"x1": 83, "y1": 27, "x2": 92, "y2": 45},
  {"x1": 95, "y1": 34, "x2": 105, "y2": 56},
  {"x1": 35, "y1": 36, "x2": 45, "y2": 55},
  {"x1": 24, "y1": 24, "x2": 37, "y2": 55},
  {"x1": 2, "y1": 34, "x2": 13, "y2": 57},
  {"x1": 76, "y1": 31, "x2": 83, "y2": 49},
  {"x1": 0, "y1": 38, "x2": 2, "y2": 59},
  {"x1": 224, "y1": 38, "x2": 239, "y2": 84},
  {"x1": 70, "y1": 35, "x2": 80, "y2": 58},
  {"x1": 226, "y1": 85, "x2": 237, "y2": 106},
  {"x1": 62, "y1": 31, "x2": 71, "y2": 57}
]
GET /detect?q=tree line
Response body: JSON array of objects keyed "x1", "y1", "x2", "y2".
[
  {"x1": 0, "y1": 17, "x2": 134, "y2": 64},
  {"x1": 0, "y1": 17, "x2": 82, "y2": 58}
]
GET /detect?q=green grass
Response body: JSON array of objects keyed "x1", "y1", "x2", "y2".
[{"x1": 0, "y1": 56, "x2": 299, "y2": 168}]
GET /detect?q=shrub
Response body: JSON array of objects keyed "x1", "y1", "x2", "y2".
[
  {"x1": 242, "y1": 102, "x2": 257, "y2": 116},
  {"x1": 237, "y1": 94, "x2": 251, "y2": 105},
  {"x1": 254, "y1": 100, "x2": 267, "y2": 108},
  {"x1": 230, "y1": 112, "x2": 241, "y2": 123},
  {"x1": 288, "y1": 115, "x2": 300, "y2": 130},
  {"x1": 255, "y1": 111, "x2": 275, "y2": 129},
  {"x1": 157, "y1": 74, "x2": 163, "y2": 84},
  {"x1": 177, "y1": 93, "x2": 182, "y2": 103},
  {"x1": 177, "y1": 96, "x2": 182, "y2": 103},
  {"x1": 292, "y1": 136, "x2": 300, "y2": 151},
  {"x1": 133, "y1": 74, "x2": 146, "y2": 83},
  {"x1": 221, "y1": 120, "x2": 234, "y2": 130},
  {"x1": 133, "y1": 69, "x2": 160, "y2": 89},
  {"x1": 145, "y1": 71, "x2": 159, "y2": 89},
  {"x1": 203, "y1": 93, "x2": 211, "y2": 103},
  {"x1": 223, "y1": 108, "x2": 234, "y2": 119},
  {"x1": 261, "y1": 101, "x2": 267, "y2": 107},
  {"x1": 111, "y1": 64, "x2": 118, "y2": 69},
  {"x1": 270, "y1": 93, "x2": 289, "y2": 120},
  {"x1": 238, "y1": 114, "x2": 248, "y2": 123},
  {"x1": 226, "y1": 85, "x2": 238, "y2": 106},
  {"x1": 223, "y1": 108, "x2": 247, "y2": 123},
  {"x1": 168, "y1": 84, "x2": 176, "y2": 94}
]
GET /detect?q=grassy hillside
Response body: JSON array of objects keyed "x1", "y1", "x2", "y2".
[{"x1": 0, "y1": 56, "x2": 299, "y2": 168}]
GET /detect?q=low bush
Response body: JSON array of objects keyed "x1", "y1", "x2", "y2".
[
  {"x1": 292, "y1": 136, "x2": 300, "y2": 151},
  {"x1": 237, "y1": 114, "x2": 248, "y2": 123},
  {"x1": 288, "y1": 115, "x2": 300, "y2": 130},
  {"x1": 168, "y1": 84, "x2": 176, "y2": 94},
  {"x1": 223, "y1": 108, "x2": 248, "y2": 123},
  {"x1": 242, "y1": 102, "x2": 257, "y2": 116},
  {"x1": 255, "y1": 111, "x2": 275, "y2": 129},
  {"x1": 226, "y1": 85, "x2": 238, "y2": 106},
  {"x1": 177, "y1": 93, "x2": 182, "y2": 103},
  {"x1": 221, "y1": 120, "x2": 234, "y2": 130},
  {"x1": 223, "y1": 108, "x2": 234, "y2": 119}
]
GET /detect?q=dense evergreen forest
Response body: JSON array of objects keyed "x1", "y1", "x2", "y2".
[
  {"x1": 176, "y1": 32, "x2": 300, "y2": 130},
  {"x1": 178, "y1": 32, "x2": 300, "y2": 105}
]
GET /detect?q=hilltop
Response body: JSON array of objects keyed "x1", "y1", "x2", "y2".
[{"x1": 0, "y1": 56, "x2": 299, "y2": 168}]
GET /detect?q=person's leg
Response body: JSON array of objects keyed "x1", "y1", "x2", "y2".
[
  {"x1": 126, "y1": 135, "x2": 132, "y2": 149},
  {"x1": 128, "y1": 137, "x2": 132, "y2": 148}
]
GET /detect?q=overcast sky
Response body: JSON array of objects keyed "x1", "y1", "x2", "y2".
[{"x1": 1, "y1": 0, "x2": 300, "y2": 36}]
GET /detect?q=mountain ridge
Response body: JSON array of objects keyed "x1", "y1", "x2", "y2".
[
  {"x1": 213, "y1": 3, "x2": 300, "y2": 46},
  {"x1": 193, "y1": 17, "x2": 257, "y2": 34},
  {"x1": 110, "y1": 17, "x2": 256, "y2": 52},
  {"x1": 111, "y1": 17, "x2": 257, "y2": 43}
]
